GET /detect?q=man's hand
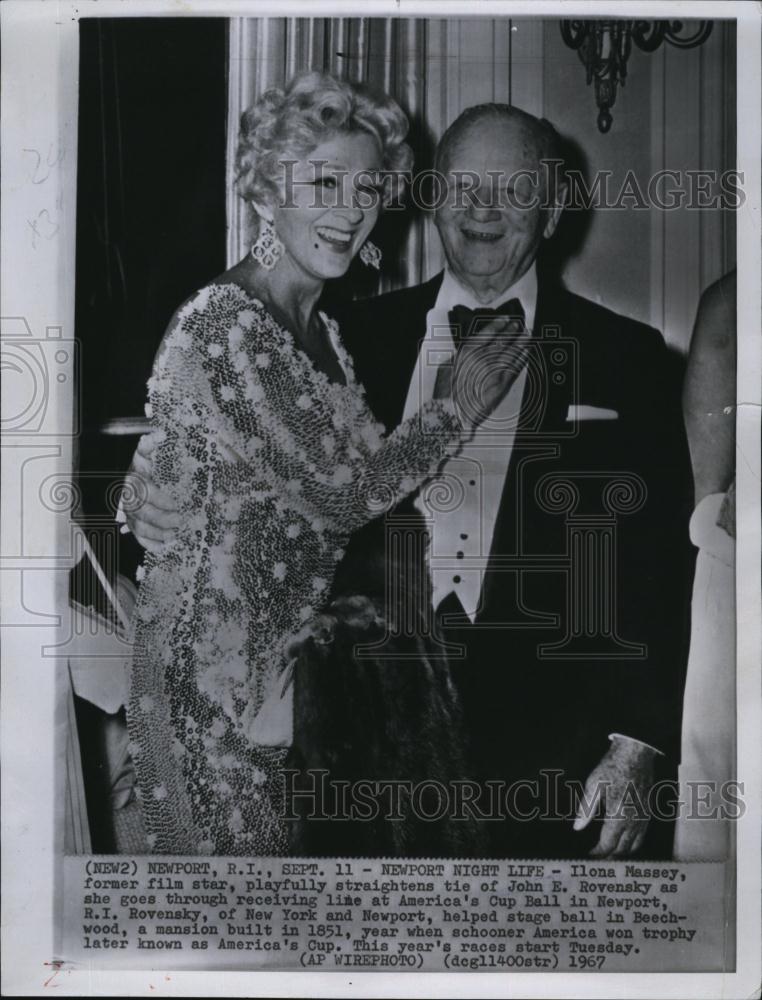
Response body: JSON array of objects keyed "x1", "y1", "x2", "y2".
[
  {"x1": 121, "y1": 433, "x2": 181, "y2": 553},
  {"x1": 573, "y1": 736, "x2": 657, "y2": 858}
]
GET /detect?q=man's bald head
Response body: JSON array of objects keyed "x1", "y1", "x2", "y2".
[{"x1": 435, "y1": 103, "x2": 563, "y2": 181}]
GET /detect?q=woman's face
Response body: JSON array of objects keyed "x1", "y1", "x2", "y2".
[{"x1": 269, "y1": 130, "x2": 384, "y2": 282}]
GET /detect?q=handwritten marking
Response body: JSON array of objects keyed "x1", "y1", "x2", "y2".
[
  {"x1": 27, "y1": 209, "x2": 59, "y2": 249},
  {"x1": 42, "y1": 959, "x2": 63, "y2": 988},
  {"x1": 22, "y1": 144, "x2": 64, "y2": 185}
]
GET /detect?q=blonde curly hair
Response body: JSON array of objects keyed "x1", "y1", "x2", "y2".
[{"x1": 235, "y1": 71, "x2": 413, "y2": 210}]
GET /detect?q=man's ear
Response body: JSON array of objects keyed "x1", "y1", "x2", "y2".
[{"x1": 543, "y1": 180, "x2": 568, "y2": 240}]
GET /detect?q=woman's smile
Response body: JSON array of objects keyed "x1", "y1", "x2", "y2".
[{"x1": 314, "y1": 224, "x2": 356, "y2": 251}]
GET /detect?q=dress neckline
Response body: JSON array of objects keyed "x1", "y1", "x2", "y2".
[{"x1": 211, "y1": 281, "x2": 355, "y2": 391}]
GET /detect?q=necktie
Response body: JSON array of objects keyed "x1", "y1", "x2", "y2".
[{"x1": 448, "y1": 297, "x2": 525, "y2": 346}]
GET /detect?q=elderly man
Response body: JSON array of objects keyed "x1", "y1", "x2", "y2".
[
  {"x1": 129, "y1": 103, "x2": 693, "y2": 858},
  {"x1": 333, "y1": 103, "x2": 692, "y2": 859}
]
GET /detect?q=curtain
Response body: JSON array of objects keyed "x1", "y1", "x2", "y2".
[{"x1": 225, "y1": 17, "x2": 520, "y2": 292}]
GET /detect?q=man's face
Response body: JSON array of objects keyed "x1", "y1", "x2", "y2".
[{"x1": 435, "y1": 118, "x2": 562, "y2": 296}]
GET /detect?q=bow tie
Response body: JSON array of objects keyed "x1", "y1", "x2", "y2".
[{"x1": 448, "y1": 298, "x2": 525, "y2": 345}]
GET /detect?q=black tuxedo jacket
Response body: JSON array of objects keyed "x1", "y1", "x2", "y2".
[{"x1": 328, "y1": 271, "x2": 694, "y2": 786}]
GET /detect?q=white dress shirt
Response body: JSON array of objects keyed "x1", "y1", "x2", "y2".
[{"x1": 402, "y1": 265, "x2": 537, "y2": 621}]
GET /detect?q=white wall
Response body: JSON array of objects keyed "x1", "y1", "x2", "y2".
[{"x1": 541, "y1": 19, "x2": 736, "y2": 350}]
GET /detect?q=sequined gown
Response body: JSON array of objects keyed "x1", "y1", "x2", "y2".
[{"x1": 127, "y1": 282, "x2": 465, "y2": 855}]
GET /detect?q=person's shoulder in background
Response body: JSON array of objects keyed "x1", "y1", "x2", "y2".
[{"x1": 694, "y1": 268, "x2": 737, "y2": 348}]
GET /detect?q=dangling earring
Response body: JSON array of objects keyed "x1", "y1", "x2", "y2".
[
  {"x1": 359, "y1": 239, "x2": 382, "y2": 270},
  {"x1": 250, "y1": 216, "x2": 284, "y2": 271}
]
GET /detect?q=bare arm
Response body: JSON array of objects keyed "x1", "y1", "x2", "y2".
[{"x1": 682, "y1": 270, "x2": 736, "y2": 504}]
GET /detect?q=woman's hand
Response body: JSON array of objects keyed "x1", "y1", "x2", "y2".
[{"x1": 434, "y1": 316, "x2": 530, "y2": 431}]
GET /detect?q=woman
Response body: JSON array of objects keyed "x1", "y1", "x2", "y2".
[{"x1": 127, "y1": 71, "x2": 525, "y2": 856}]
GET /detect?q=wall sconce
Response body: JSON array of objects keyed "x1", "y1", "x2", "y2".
[{"x1": 560, "y1": 19, "x2": 714, "y2": 133}]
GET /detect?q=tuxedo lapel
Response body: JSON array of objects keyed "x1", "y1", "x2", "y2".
[
  {"x1": 477, "y1": 281, "x2": 576, "y2": 620},
  {"x1": 518, "y1": 279, "x2": 574, "y2": 437},
  {"x1": 388, "y1": 274, "x2": 443, "y2": 427},
  {"x1": 343, "y1": 272, "x2": 444, "y2": 431}
]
